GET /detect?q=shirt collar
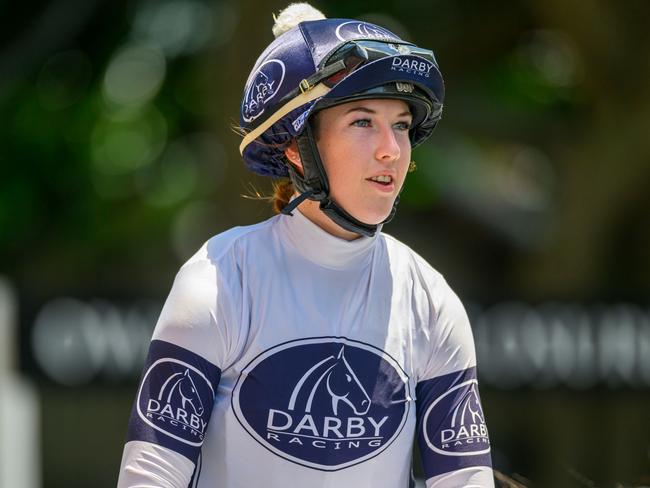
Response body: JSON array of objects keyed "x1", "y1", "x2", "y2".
[{"x1": 278, "y1": 208, "x2": 378, "y2": 270}]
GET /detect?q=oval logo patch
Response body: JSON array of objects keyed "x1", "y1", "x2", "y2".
[
  {"x1": 232, "y1": 337, "x2": 411, "y2": 470},
  {"x1": 136, "y1": 358, "x2": 216, "y2": 446},
  {"x1": 334, "y1": 21, "x2": 399, "y2": 42},
  {"x1": 422, "y1": 380, "x2": 491, "y2": 456},
  {"x1": 242, "y1": 59, "x2": 286, "y2": 123}
]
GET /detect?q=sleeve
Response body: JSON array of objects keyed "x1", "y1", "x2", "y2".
[
  {"x1": 118, "y1": 253, "x2": 238, "y2": 487},
  {"x1": 415, "y1": 278, "x2": 494, "y2": 488}
]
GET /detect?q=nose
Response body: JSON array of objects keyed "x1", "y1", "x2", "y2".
[{"x1": 374, "y1": 124, "x2": 401, "y2": 162}]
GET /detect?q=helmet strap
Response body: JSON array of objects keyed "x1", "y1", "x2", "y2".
[{"x1": 282, "y1": 120, "x2": 399, "y2": 238}]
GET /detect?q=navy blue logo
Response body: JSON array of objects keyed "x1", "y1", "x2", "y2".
[
  {"x1": 335, "y1": 21, "x2": 399, "y2": 42},
  {"x1": 422, "y1": 380, "x2": 490, "y2": 456},
  {"x1": 242, "y1": 59, "x2": 286, "y2": 123},
  {"x1": 232, "y1": 337, "x2": 411, "y2": 471},
  {"x1": 136, "y1": 358, "x2": 216, "y2": 446}
]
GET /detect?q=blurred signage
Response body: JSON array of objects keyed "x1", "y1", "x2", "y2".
[
  {"x1": 24, "y1": 298, "x2": 650, "y2": 388},
  {"x1": 469, "y1": 302, "x2": 650, "y2": 389},
  {"x1": 29, "y1": 298, "x2": 159, "y2": 386}
]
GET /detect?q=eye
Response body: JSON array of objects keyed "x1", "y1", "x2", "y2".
[
  {"x1": 394, "y1": 121, "x2": 411, "y2": 131},
  {"x1": 352, "y1": 118, "x2": 371, "y2": 128},
  {"x1": 345, "y1": 374, "x2": 352, "y2": 382}
]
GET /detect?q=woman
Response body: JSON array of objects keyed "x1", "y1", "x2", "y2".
[{"x1": 118, "y1": 4, "x2": 494, "y2": 487}]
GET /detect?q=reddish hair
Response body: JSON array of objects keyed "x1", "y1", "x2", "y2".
[{"x1": 271, "y1": 180, "x2": 295, "y2": 214}]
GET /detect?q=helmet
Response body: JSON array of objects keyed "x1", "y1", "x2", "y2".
[{"x1": 239, "y1": 15, "x2": 444, "y2": 236}]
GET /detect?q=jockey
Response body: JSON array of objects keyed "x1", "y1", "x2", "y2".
[{"x1": 118, "y1": 4, "x2": 494, "y2": 487}]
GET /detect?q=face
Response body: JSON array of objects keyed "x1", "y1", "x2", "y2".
[{"x1": 314, "y1": 98, "x2": 413, "y2": 226}]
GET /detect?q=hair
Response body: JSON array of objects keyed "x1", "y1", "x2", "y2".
[{"x1": 271, "y1": 179, "x2": 295, "y2": 214}]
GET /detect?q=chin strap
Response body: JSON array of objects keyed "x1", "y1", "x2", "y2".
[
  {"x1": 281, "y1": 120, "x2": 399, "y2": 238},
  {"x1": 280, "y1": 189, "x2": 313, "y2": 216}
]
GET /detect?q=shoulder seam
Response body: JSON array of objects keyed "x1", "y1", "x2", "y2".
[{"x1": 183, "y1": 216, "x2": 279, "y2": 269}]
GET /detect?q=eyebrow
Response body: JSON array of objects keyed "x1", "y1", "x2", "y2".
[{"x1": 344, "y1": 106, "x2": 412, "y2": 117}]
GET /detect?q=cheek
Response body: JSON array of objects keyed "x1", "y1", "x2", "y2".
[
  {"x1": 318, "y1": 135, "x2": 363, "y2": 183},
  {"x1": 397, "y1": 140, "x2": 412, "y2": 179},
  {"x1": 326, "y1": 160, "x2": 358, "y2": 196}
]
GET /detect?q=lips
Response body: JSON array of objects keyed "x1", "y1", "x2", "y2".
[
  {"x1": 368, "y1": 175, "x2": 393, "y2": 184},
  {"x1": 366, "y1": 174, "x2": 395, "y2": 193}
]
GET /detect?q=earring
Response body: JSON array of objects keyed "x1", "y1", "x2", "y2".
[{"x1": 408, "y1": 161, "x2": 417, "y2": 173}]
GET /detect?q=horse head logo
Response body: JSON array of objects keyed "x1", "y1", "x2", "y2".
[
  {"x1": 466, "y1": 385, "x2": 485, "y2": 424},
  {"x1": 159, "y1": 369, "x2": 204, "y2": 416},
  {"x1": 288, "y1": 346, "x2": 371, "y2": 416},
  {"x1": 335, "y1": 21, "x2": 397, "y2": 42},
  {"x1": 451, "y1": 383, "x2": 485, "y2": 427},
  {"x1": 242, "y1": 60, "x2": 285, "y2": 122}
]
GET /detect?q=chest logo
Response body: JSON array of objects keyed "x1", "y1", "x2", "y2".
[{"x1": 232, "y1": 337, "x2": 411, "y2": 470}]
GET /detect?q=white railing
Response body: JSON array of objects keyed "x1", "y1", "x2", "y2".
[{"x1": 0, "y1": 277, "x2": 41, "y2": 488}]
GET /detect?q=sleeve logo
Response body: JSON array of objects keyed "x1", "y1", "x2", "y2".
[
  {"x1": 136, "y1": 358, "x2": 216, "y2": 446},
  {"x1": 422, "y1": 379, "x2": 491, "y2": 456},
  {"x1": 232, "y1": 337, "x2": 411, "y2": 471}
]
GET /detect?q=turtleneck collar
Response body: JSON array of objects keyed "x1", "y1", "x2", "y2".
[{"x1": 277, "y1": 208, "x2": 379, "y2": 270}]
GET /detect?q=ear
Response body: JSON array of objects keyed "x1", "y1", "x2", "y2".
[{"x1": 284, "y1": 140, "x2": 303, "y2": 172}]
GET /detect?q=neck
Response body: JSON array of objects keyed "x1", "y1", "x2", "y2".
[{"x1": 295, "y1": 197, "x2": 362, "y2": 241}]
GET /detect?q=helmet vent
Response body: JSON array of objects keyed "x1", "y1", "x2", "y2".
[{"x1": 396, "y1": 82, "x2": 414, "y2": 93}]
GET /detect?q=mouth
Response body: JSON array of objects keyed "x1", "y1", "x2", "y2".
[{"x1": 366, "y1": 175, "x2": 395, "y2": 192}]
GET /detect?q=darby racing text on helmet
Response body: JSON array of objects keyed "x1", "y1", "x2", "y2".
[{"x1": 239, "y1": 16, "x2": 445, "y2": 237}]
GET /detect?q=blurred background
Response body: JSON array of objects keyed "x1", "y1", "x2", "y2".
[{"x1": 1, "y1": 0, "x2": 649, "y2": 486}]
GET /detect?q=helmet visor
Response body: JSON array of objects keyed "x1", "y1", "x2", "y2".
[{"x1": 320, "y1": 40, "x2": 439, "y2": 88}]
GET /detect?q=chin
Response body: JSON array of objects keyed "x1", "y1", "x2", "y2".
[
  {"x1": 335, "y1": 196, "x2": 397, "y2": 227},
  {"x1": 354, "y1": 207, "x2": 395, "y2": 226}
]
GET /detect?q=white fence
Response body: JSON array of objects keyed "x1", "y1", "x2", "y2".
[{"x1": 0, "y1": 277, "x2": 40, "y2": 488}]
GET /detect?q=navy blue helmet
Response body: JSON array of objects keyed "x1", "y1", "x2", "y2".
[{"x1": 239, "y1": 16, "x2": 444, "y2": 236}]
